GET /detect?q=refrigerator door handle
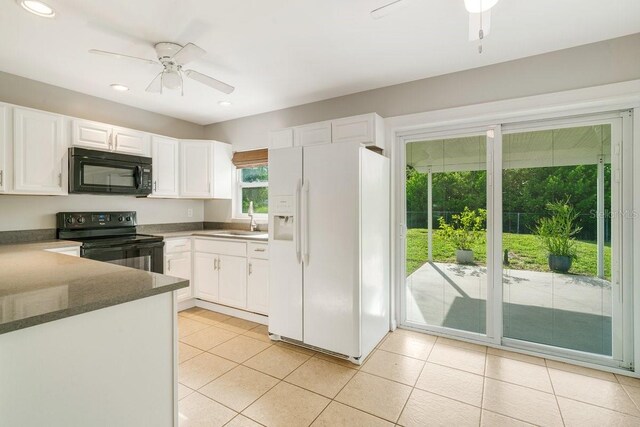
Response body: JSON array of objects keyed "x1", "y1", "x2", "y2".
[
  {"x1": 302, "y1": 179, "x2": 310, "y2": 265},
  {"x1": 295, "y1": 179, "x2": 302, "y2": 263}
]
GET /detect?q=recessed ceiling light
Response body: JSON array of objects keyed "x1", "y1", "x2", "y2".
[
  {"x1": 110, "y1": 84, "x2": 129, "y2": 92},
  {"x1": 18, "y1": 0, "x2": 56, "y2": 18},
  {"x1": 218, "y1": 100, "x2": 232, "y2": 107}
]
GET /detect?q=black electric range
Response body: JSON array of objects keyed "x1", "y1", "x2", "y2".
[{"x1": 56, "y1": 211, "x2": 164, "y2": 273}]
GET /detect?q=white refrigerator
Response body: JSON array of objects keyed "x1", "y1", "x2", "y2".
[{"x1": 268, "y1": 142, "x2": 390, "y2": 364}]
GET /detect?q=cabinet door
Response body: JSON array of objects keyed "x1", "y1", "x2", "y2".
[
  {"x1": 212, "y1": 141, "x2": 234, "y2": 199},
  {"x1": 71, "y1": 119, "x2": 112, "y2": 151},
  {"x1": 151, "y1": 136, "x2": 179, "y2": 197},
  {"x1": 114, "y1": 127, "x2": 148, "y2": 155},
  {"x1": 293, "y1": 121, "x2": 331, "y2": 147},
  {"x1": 13, "y1": 107, "x2": 66, "y2": 194},
  {"x1": 180, "y1": 141, "x2": 212, "y2": 198},
  {"x1": 269, "y1": 128, "x2": 294, "y2": 150},
  {"x1": 166, "y1": 252, "x2": 192, "y2": 301},
  {"x1": 218, "y1": 255, "x2": 247, "y2": 309},
  {"x1": 247, "y1": 258, "x2": 269, "y2": 314},
  {"x1": 0, "y1": 104, "x2": 6, "y2": 192},
  {"x1": 331, "y1": 113, "x2": 385, "y2": 150},
  {"x1": 194, "y1": 252, "x2": 218, "y2": 302}
]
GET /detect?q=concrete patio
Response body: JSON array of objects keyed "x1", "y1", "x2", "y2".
[{"x1": 406, "y1": 262, "x2": 612, "y2": 355}]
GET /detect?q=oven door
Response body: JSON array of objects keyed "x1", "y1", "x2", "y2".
[
  {"x1": 70, "y1": 155, "x2": 149, "y2": 195},
  {"x1": 82, "y1": 243, "x2": 164, "y2": 273}
]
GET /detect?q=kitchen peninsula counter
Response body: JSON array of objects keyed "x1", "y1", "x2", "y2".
[{"x1": 0, "y1": 240, "x2": 187, "y2": 335}]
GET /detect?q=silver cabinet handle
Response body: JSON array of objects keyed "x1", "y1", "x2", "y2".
[
  {"x1": 217, "y1": 257, "x2": 221, "y2": 270},
  {"x1": 213, "y1": 258, "x2": 218, "y2": 270},
  {"x1": 0, "y1": 170, "x2": 3, "y2": 186},
  {"x1": 153, "y1": 180, "x2": 157, "y2": 191},
  {"x1": 58, "y1": 173, "x2": 62, "y2": 186},
  {"x1": 108, "y1": 132, "x2": 113, "y2": 150},
  {"x1": 254, "y1": 248, "x2": 266, "y2": 252},
  {"x1": 248, "y1": 262, "x2": 252, "y2": 275},
  {"x1": 167, "y1": 259, "x2": 172, "y2": 271}
]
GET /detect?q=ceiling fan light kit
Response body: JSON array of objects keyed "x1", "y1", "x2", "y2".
[
  {"x1": 88, "y1": 41, "x2": 235, "y2": 97},
  {"x1": 370, "y1": 0, "x2": 500, "y2": 53}
]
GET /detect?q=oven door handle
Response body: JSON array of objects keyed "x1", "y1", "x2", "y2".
[{"x1": 82, "y1": 242, "x2": 164, "y2": 253}]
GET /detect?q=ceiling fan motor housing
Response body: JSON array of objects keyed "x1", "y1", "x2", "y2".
[{"x1": 155, "y1": 42, "x2": 183, "y2": 63}]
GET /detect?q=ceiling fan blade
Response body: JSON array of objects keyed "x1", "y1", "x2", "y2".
[
  {"x1": 370, "y1": 0, "x2": 408, "y2": 19},
  {"x1": 146, "y1": 72, "x2": 163, "y2": 93},
  {"x1": 171, "y1": 43, "x2": 206, "y2": 65},
  {"x1": 89, "y1": 49, "x2": 157, "y2": 65},
  {"x1": 184, "y1": 70, "x2": 234, "y2": 94}
]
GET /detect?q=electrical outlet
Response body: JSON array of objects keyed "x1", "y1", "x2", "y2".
[{"x1": 187, "y1": 208, "x2": 193, "y2": 218}]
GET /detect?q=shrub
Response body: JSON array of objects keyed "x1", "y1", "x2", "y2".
[
  {"x1": 437, "y1": 207, "x2": 487, "y2": 251},
  {"x1": 534, "y1": 199, "x2": 582, "y2": 258}
]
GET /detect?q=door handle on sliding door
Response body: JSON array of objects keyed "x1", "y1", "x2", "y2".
[
  {"x1": 295, "y1": 179, "x2": 302, "y2": 263},
  {"x1": 302, "y1": 179, "x2": 309, "y2": 266}
]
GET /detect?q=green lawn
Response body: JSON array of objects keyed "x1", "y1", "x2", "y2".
[{"x1": 406, "y1": 228, "x2": 611, "y2": 279}]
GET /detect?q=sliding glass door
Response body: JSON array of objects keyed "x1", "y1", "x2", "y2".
[
  {"x1": 400, "y1": 112, "x2": 632, "y2": 368},
  {"x1": 404, "y1": 130, "x2": 492, "y2": 340},
  {"x1": 501, "y1": 117, "x2": 628, "y2": 366}
]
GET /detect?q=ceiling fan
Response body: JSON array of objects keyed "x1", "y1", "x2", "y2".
[
  {"x1": 370, "y1": 0, "x2": 500, "y2": 53},
  {"x1": 89, "y1": 42, "x2": 234, "y2": 95}
]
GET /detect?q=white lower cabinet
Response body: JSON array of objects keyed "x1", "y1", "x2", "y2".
[
  {"x1": 218, "y1": 255, "x2": 247, "y2": 309},
  {"x1": 247, "y1": 258, "x2": 269, "y2": 314},
  {"x1": 166, "y1": 251, "x2": 192, "y2": 302},
  {"x1": 194, "y1": 252, "x2": 219, "y2": 302},
  {"x1": 189, "y1": 238, "x2": 268, "y2": 315}
]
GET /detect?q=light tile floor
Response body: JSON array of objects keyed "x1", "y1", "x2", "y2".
[{"x1": 177, "y1": 307, "x2": 640, "y2": 427}]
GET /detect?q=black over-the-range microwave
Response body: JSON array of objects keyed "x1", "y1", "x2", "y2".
[{"x1": 68, "y1": 147, "x2": 153, "y2": 196}]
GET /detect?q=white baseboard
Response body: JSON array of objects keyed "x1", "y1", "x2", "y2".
[
  {"x1": 177, "y1": 298, "x2": 196, "y2": 311},
  {"x1": 178, "y1": 298, "x2": 268, "y2": 326}
]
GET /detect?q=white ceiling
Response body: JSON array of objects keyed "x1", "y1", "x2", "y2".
[{"x1": 1, "y1": 0, "x2": 639, "y2": 125}]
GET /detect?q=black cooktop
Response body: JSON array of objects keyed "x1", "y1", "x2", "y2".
[{"x1": 70, "y1": 234, "x2": 164, "y2": 249}]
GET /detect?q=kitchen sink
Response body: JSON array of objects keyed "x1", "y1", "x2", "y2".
[{"x1": 200, "y1": 230, "x2": 268, "y2": 239}]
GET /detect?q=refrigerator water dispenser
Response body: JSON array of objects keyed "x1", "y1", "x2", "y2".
[{"x1": 273, "y1": 215, "x2": 294, "y2": 241}]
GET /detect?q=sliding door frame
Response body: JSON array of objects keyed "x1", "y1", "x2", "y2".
[
  {"x1": 398, "y1": 124, "x2": 502, "y2": 346},
  {"x1": 396, "y1": 110, "x2": 634, "y2": 370}
]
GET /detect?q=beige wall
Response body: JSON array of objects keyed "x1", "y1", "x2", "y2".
[
  {"x1": 0, "y1": 71, "x2": 208, "y2": 231},
  {"x1": 0, "y1": 71, "x2": 204, "y2": 140},
  {"x1": 203, "y1": 33, "x2": 640, "y2": 151},
  {"x1": 0, "y1": 195, "x2": 204, "y2": 232}
]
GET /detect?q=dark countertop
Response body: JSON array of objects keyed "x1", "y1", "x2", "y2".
[{"x1": 0, "y1": 241, "x2": 188, "y2": 335}]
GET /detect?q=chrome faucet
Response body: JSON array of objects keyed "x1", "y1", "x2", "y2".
[{"x1": 248, "y1": 201, "x2": 257, "y2": 232}]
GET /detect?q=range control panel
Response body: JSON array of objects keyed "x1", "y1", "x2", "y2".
[{"x1": 57, "y1": 211, "x2": 138, "y2": 229}]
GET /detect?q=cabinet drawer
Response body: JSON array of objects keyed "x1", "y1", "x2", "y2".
[
  {"x1": 248, "y1": 242, "x2": 269, "y2": 259},
  {"x1": 165, "y1": 238, "x2": 191, "y2": 253},
  {"x1": 194, "y1": 238, "x2": 246, "y2": 257}
]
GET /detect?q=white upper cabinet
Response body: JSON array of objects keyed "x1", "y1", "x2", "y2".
[
  {"x1": 179, "y1": 140, "x2": 234, "y2": 199},
  {"x1": 71, "y1": 119, "x2": 149, "y2": 156},
  {"x1": 293, "y1": 121, "x2": 332, "y2": 147},
  {"x1": 331, "y1": 113, "x2": 384, "y2": 149},
  {"x1": 212, "y1": 141, "x2": 234, "y2": 199},
  {"x1": 71, "y1": 119, "x2": 111, "y2": 151},
  {"x1": 180, "y1": 140, "x2": 213, "y2": 198},
  {"x1": 269, "y1": 128, "x2": 294, "y2": 150},
  {"x1": 151, "y1": 135, "x2": 179, "y2": 198},
  {"x1": 0, "y1": 104, "x2": 7, "y2": 193},
  {"x1": 113, "y1": 127, "x2": 148, "y2": 155},
  {"x1": 13, "y1": 107, "x2": 67, "y2": 195},
  {"x1": 269, "y1": 113, "x2": 385, "y2": 151}
]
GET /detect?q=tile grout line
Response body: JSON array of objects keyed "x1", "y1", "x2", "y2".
[{"x1": 545, "y1": 361, "x2": 567, "y2": 426}]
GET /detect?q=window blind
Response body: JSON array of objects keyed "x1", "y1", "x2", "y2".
[{"x1": 231, "y1": 149, "x2": 268, "y2": 168}]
